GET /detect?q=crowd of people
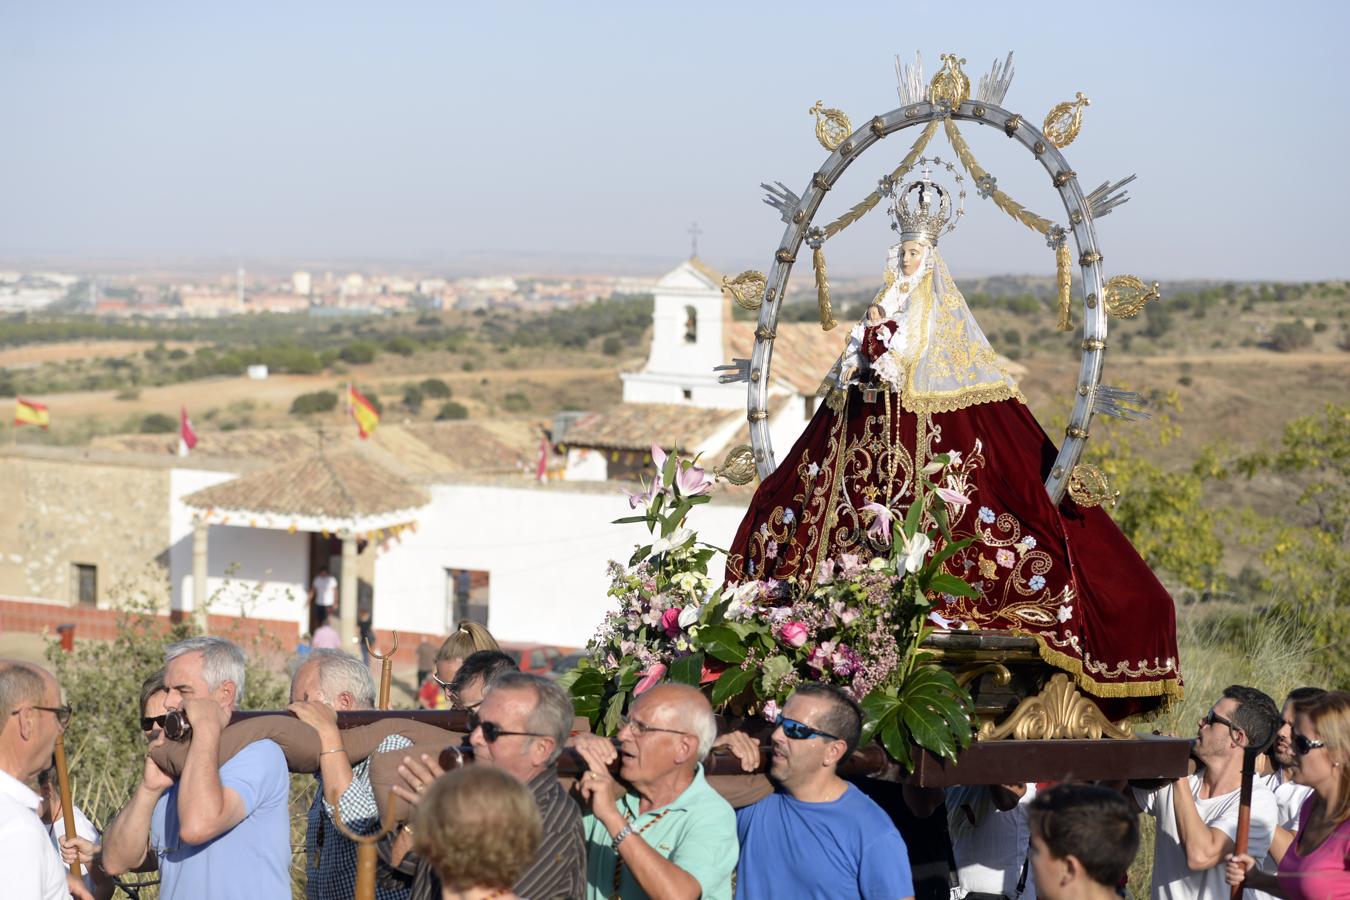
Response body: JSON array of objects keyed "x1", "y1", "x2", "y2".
[{"x1": 2, "y1": 631, "x2": 1347, "y2": 900}]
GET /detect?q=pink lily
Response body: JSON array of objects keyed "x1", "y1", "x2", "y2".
[
  {"x1": 862, "y1": 502, "x2": 893, "y2": 545},
  {"x1": 634, "y1": 663, "x2": 667, "y2": 694},
  {"x1": 934, "y1": 485, "x2": 971, "y2": 507},
  {"x1": 674, "y1": 461, "x2": 714, "y2": 497},
  {"x1": 650, "y1": 443, "x2": 667, "y2": 484}
]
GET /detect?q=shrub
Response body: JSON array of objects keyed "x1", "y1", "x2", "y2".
[
  {"x1": 339, "y1": 341, "x2": 378, "y2": 364},
  {"x1": 115, "y1": 387, "x2": 141, "y2": 401},
  {"x1": 420, "y1": 378, "x2": 451, "y2": 398},
  {"x1": 402, "y1": 385, "x2": 424, "y2": 413},
  {"x1": 290, "y1": 390, "x2": 338, "y2": 415},
  {"x1": 384, "y1": 336, "x2": 416, "y2": 357},
  {"x1": 436, "y1": 401, "x2": 469, "y2": 420},
  {"x1": 502, "y1": 391, "x2": 531, "y2": 413},
  {"x1": 1270, "y1": 321, "x2": 1313, "y2": 352},
  {"x1": 602, "y1": 335, "x2": 623, "y2": 356},
  {"x1": 139, "y1": 413, "x2": 176, "y2": 433}
]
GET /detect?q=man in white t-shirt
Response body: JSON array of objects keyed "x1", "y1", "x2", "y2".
[
  {"x1": 0, "y1": 660, "x2": 90, "y2": 900},
  {"x1": 1250, "y1": 686, "x2": 1324, "y2": 900},
  {"x1": 310, "y1": 566, "x2": 338, "y2": 633},
  {"x1": 947, "y1": 783, "x2": 1037, "y2": 899},
  {"x1": 1132, "y1": 685, "x2": 1282, "y2": 900}
]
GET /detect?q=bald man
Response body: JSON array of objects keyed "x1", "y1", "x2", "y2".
[
  {"x1": 0, "y1": 660, "x2": 90, "y2": 899},
  {"x1": 574, "y1": 683, "x2": 737, "y2": 900}
]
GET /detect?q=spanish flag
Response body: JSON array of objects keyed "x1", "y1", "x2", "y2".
[
  {"x1": 14, "y1": 398, "x2": 50, "y2": 429},
  {"x1": 349, "y1": 384, "x2": 379, "y2": 439}
]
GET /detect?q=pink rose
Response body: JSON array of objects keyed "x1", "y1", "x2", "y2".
[
  {"x1": 660, "y1": 607, "x2": 682, "y2": 638},
  {"x1": 634, "y1": 663, "x2": 667, "y2": 694},
  {"x1": 761, "y1": 699, "x2": 782, "y2": 722},
  {"x1": 779, "y1": 621, "x2": 808, "y2": 648}
]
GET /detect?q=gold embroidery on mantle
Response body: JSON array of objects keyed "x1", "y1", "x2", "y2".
[{"x1": 977, "y1": 673, "x2": 1134, "y2": 741}]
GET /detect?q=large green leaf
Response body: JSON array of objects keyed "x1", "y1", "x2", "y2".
[
  {"x1": 877, "y1": 717, "x2": 913, "y2": 770},
  {"x1": 894, "y1": 666, "x2": 974, "y2": 762},
  {"x1": 859, "y1": 688, "x2": 902, "y2": 747},
  {"x1": 698, "y1": 625, "x2": 748, "y2": 664},
  {"x1": 926, "y1": 573, "x2": 982, "y2": 599},
  {"x1": 710, "y1": 666, "x2": 756, "y2": 707},
  {"x1": 924, "y1": 537, "x2": 974, "y2": 576},
  {"x1": 667, "y1": 652, "x2": 705, "y2": 687}
]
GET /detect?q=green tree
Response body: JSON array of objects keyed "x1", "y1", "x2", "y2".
[
  {"x1": 419, "y1": 378, "x2": 451, "y2": 398},
  {"x1": 339, "y1": 341, "x2": 378, "y2": 364},
  {"x1": 384, "y1": 336, "x2": 416, "y2": 357},
  {"x1": 436, "y1": 401, "x2": 469, "y2": 420},
  {"x1": 139, "y1": 412, "x2": 177, "y2": 434},
  {"x1": 290, "y1": 390, "x2": 338, "y2": 415},
  {"x1": 502, "y1": 391, "x2": 531, "y2": 413},
  {"x1": 1269, "y1": 321, "x2": 1313, "y2": 353},
  {"x1": 402, "y1": 385, "x2": 424, "y2": 413}
]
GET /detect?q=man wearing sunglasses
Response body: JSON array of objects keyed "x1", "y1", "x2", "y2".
[
  {"x1": 101, "y1": 636, "x2": 291, "y2": 900},
  {"x1": 719, "y1": 684, "x2": 915, "y2": 900},
  {"x1": 574, "y1": 682, "x2": 737, "y2": 900},
  {"x1": 1131, "y1": 684, "x2": 1281, "y2": 900},
  {"x1": 0, "y1": 660, "x2": 91, "y2": 900}
]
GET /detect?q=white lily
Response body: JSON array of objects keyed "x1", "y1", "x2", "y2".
[
  {"x1": 677, "y1": 604, "x2": 701, "y2": 629},
  {"x1": 899, "y1": 531, "x2": 932, "y2": 574},
  {"x1": 649, "y1": 527, "x2": 694, "y2": 557}
]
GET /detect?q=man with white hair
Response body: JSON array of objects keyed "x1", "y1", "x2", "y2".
[
  {"x1": 0, "y1": 660, "x2": 90, "y2": 899},
  {"x1": 101, "y1": 636, "x2": 290, "y2": 899},
  {"x1": 574, "y1": 682, "x2": 737, "y2": 900},
  {"x1": 289, "y1": 649, "x2": 411, "y2": 900}
]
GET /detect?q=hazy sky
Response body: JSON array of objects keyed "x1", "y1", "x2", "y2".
[{"x1": 3, "y1": 1, "x2": 1347, "y2": 279}]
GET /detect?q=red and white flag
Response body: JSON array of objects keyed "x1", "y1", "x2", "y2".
[
  {"x1": 535, "y1": 435, "x2": 549, "y2": 481},
  {"x1": 179, "y1": 406, "x2": 198, "y2": 456}
]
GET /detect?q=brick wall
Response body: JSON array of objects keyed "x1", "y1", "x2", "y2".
[{"x1": 0, "y1": 596, "x2": 297, "y2": 648}]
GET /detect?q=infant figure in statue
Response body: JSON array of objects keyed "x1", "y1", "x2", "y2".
[{"x1": 725, "y1": 171, "x2": 1181, "y2": 718}]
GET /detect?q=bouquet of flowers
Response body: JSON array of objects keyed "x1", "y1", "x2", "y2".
[{"x1": 561, "y1": 445, "x2": 976, "y2": 769}]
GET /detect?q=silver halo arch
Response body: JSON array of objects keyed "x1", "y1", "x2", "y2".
[{"x1": 748, "y1": 98, "x2": 1106, "y2": 505}]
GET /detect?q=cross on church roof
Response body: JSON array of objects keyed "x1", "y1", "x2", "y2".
[{"x1": 688, "y1": 222, "x2": 703, "y2": 258}]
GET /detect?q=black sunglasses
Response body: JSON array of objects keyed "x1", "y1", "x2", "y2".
[
  {"x1": 1202, "y1": 710, "x2": 1241, "y2": 735},
  {"x1": 774, "y1": 713, "x2": 840, "y2": 742},
  {"x1": 141, "y1": 714, "x2": 167, "y2": 732},
  {"x1": 467, "y1": 711, "x2": 549, "y2": 744},
  {"x1": 11, "y1": 705, "x2": 73, "y2": 728},
  {"x1": 1292, "y1": 733, "x2": 1326, "y2": 755}
]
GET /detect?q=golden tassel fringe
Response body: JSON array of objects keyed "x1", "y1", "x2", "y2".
[
  {"x1": 813, "y1": 245, "x2": 836, "y2": 331},
  {"x1": 944, "y1": 119, "x2": 1055, "y2": 235},
  {"x1": 1056, "y1": 242, "x2": 1072, "y2": 331},
  {"x1": 824, "y1": 120, "x2": 940, "y2": 239}
]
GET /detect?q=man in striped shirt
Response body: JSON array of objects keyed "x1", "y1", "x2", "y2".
[{"x1": 395, "y1": 671, "x2": 587, "y2": 900}]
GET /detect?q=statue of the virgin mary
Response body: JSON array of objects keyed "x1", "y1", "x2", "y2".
[{"x1": 725, "y1": 171, "x2": 1181, "y2": 717}]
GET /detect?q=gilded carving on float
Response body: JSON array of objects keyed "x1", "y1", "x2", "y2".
[
  {"x1": 809, "y1": 100, "x2": 853, "y2": 151},
  {"x1": 1043, "y1": 92, "x2": 1090, "y2": 147},
  {"x1": 721, "y1": 270, "x2": 768, "y2": 311},
  {"x1": 978, "y1": 674, "x2": 1133, "y2": 740},
  {"x1": 1103, "y1": 274, "x2": 1161, "y2": 319},
  {"x1": 716, "y1": 444, "x2": 757, "y2": 486}
]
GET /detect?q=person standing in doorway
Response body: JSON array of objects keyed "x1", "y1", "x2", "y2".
[{"x1": 310, "y1": 566, "x2": 338, "y2": 634}]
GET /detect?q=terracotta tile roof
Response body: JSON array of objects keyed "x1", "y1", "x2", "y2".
[
  {"x1": 725, "y1": 321, "x2": 850, "y2": 396},
  {"x1": 92, "y1": 421, "x2": 543, "y2": 479},
  {"x1": 722, "y1": 393, "x2": 794, "y2": 449},
  {"x1": 403, "y1": 420, "x2": 542, "y2": 474},
  {"x1": 561, "y1": 403, "x2": 739, "y2": 453},
  {"x1": 182, "y1": 448, "x2": 429, "y2": 518}
]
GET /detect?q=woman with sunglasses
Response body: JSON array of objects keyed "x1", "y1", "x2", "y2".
[
  {"x1": 1227, "y1": 690, "x2": 1350, "y2": 898},
  {"x1": 417, "y1": 622, "x2": 501, "y2": 709}
]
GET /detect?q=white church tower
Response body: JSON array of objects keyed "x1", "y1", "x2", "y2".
[{"x1": 620, "y1": 257, "x2": 743, "y2": 410}]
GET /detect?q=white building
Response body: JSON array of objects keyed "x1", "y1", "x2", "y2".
[
  {"x1": 564, "y1": 256, "x2": 846, "y2": 482},
  {"x1": 292, "y1": 270, "x2": 312, "y2": 297}
]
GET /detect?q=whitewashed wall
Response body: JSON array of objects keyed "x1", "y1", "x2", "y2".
[
  {"x1": 371, "y1": 482, "x2": 750, "y2": 648},
  {"x1": 168, "y1": 468, "x2": 310, "y2": 632}
]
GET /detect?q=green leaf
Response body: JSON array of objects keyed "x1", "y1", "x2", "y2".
[
  {"x1": 710, "y1": 665, "x2": 756, "y2": 707},
  {"x1": 759, "y1": 655, "x2": 792, "y2": 695},
  {"x1": 926, "y1": 573, "x2": 982, "y2": 599},
  {"x1": 602, "y1": 690, "x2": 627, "y2": 737},
  {"x1": 667, "y1": 652, "x2": 704, "y2": 687},
  {"x1": 926, "y1": 537, "x2": 973, "y2": 573},
  {"x1": 877, "y1": 716, "x2": 913, "y2": 770},
  {"x1": 859, "y1": 688, "x2": 901, "y2": 747},
  {"x1": 698, "y1": 625, "x2": 747, "y2": 664},
  {"x1": 932, "y1": 500, "x2": 953, "y2": 542},
  {"x1": 902, "y1": 493, "x2": 924, "y2": 541},
  {"x1": 611, "y1": 515, "x2": 648, "y2": 525}
]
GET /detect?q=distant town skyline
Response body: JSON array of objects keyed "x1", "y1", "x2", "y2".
[{"x1": 2, "y1": 2, "x2": 1348, "y2": 280}]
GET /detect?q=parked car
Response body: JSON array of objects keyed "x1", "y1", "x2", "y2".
[
  {"x1": 551, "y1": 651, "x2": 587, "y2": 678},
  {"x1": 500, "y1": 643, "x2": 564, "y2": 677}
]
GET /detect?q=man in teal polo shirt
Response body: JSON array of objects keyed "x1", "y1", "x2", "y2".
[{"x1": 575, "y1": 683, "x2": 737, "y2": 900}]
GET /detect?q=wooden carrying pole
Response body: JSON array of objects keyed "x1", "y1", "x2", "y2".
[
  {"x1": 1231, "y1": 745, "x2": 1258, "y2": 899},
  {"x1": 53, "y1": 732, "x2": 81, "y2": 880},
  {"x1": 328, "y1": 790, "x2": 398, "y2": 900},
  {"x1": 366, "y1": 631, "x2": 398, "y2": 710}
]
